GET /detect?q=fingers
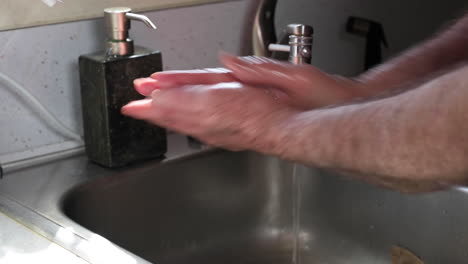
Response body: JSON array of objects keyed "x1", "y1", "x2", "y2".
[
  {"x1": 137, "y1": 54, "x2": 317, "y2": 99},
  {"x1": 122, "y1": 81, "x2": 292, "y2": 153},
  {"x1": 134, "y1": 68, "x2": 236, "y2": 97},
  {"x1": 121, "y1": 98, "x2": 155, "y2": 121},
  {"x1": 122, "y1": 88, "x2": 204, "y2": 134},
  {"x1": 220, "y1": 53, "x2": 356, "y2": 109},
  {"x1": 134, "y1": 78, "x2": 158, "y2": 96},
  {"x1": 220, "y1": 53, "x2": 306, "y2": 90},
  {"x1": 136, "y1": 53, "x2": 314, "y2": 100},
  {"x1": 153, "y1": 68, "x2": 234, "y2": 85},
  {"x1": 151, "y1": 68, "x2": 233, "y2": 81}
]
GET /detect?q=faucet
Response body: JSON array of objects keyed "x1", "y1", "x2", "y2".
[
  {"x1": 252, "y1": 0, "x2": 314, "y2": 65},
  {"x1": 268, "y1": 24, "x2": 314, "y2": 65}
]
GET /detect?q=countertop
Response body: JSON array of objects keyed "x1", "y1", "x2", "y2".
[{"x1": 0, "y1": 211, "x2": 88, "y2": 264}]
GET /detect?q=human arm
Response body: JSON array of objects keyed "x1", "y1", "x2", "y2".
[
  {"x1": 269, "y1": 64, "x2": 468, "y2": 192},
  {"x1": 123, "y1": 64, "x2": 468, "y2": 193},
  {"x1": 357, "y1": 13, "x2": 468, "y2": 93}
]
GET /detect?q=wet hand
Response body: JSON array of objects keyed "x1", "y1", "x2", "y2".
[
  {"x1": 135, "y1": 54, "x2": 367, "y2": 110},
  {"x1": 122, "y1": 81, "x2": 296, "y2": 152},
  {"x1": 122, "y1": 54, "x2": 367, "y2": 151}
]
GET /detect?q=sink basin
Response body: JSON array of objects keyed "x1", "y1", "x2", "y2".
[
  {"x1": 63, "y1": 150, "x2": 296, "y2": 264},
  {"x1": 61, "y1": 150, "x2": 468, "y2": 263}
]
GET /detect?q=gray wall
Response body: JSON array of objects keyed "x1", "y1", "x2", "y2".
[
  {"x1": 276, "y1": 0, "x2": 467, "y2": 75},
  {"x1": 0, "y1": 0, "x2": 466, "y2": 164},
  {"x1": 0, "y1": 1, "x2": 254, "y2": 163}
]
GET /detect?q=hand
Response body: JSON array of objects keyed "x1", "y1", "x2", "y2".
[
  {"x1": 122, "y1": 82, "x2": 296, "y2": 152},
  {"x1": 122, "y1": 54, "x2": 367, "y2": 152},
  {"x1": 135, "y1": 54, "x2": 368, "y2": 110}
]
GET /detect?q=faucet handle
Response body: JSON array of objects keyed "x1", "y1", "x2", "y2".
[
  {"x1": 268, "y1": 23, "x2": 314, "y2": 65},
  {"x1": 268, "y1": 43, "x2": 290, "y2": 53}
]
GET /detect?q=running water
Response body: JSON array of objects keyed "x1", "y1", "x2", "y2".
[{"x1": 291, "y1": 163, "x2": 301, "y2": 264}]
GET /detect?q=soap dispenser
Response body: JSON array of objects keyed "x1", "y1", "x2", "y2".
[{"x1": 79, "y1": 7, "x2": 166, "y2": 168}]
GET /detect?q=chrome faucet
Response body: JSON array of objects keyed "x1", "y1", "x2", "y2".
[
  {"x1": 268, "y1": 24, "x2": 314, "y2": 65},
  {"x1": 253, "y1": 0, "x2": 314, "y2": 65}
]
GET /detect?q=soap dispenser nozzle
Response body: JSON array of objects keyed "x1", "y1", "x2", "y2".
[{"x1": 104, "y1": 7, "x2": 157, "y2": 57}]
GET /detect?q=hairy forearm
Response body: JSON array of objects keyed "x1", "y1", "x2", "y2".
[
  {"x1": 271, "y1": 64, "x2": 468, "y2": 192},
  {"x1": 357, "y1": 13, "x2": 468, "y2": 96}
]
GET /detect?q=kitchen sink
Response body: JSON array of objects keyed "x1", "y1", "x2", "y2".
[
  {"x1": 1, "y1": 132, "x2": 467, "y2": 264},
  {"x1": 60, "y1": 149, "x2": 468, "y2": 264},
  {"x1": 62, "y1": 150, "x2": 296, "y2": 264}
]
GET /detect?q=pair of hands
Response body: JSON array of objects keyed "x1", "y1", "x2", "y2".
[{"x1": 121, "y1": 54, "x2": 365, "y2": 152}]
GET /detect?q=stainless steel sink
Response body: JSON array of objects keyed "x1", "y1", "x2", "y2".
[
  {"x1": 59, "y1": 149, "x2": 468, "y2": 264},
  {"x1": 62, "y1": 150, "x2": 297, "y2": 264},
  {"x1": 2, "y1": 134, "x2": 468, "y2": 264}
]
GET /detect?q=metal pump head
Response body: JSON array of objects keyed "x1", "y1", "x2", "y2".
[{"x1": 104, "y1": 7, "x2": 157, "y2": 57}]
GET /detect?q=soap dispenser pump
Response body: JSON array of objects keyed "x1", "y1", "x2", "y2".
[{"x1": 79, "y1": 7, "x2": 166, "y2": 168}]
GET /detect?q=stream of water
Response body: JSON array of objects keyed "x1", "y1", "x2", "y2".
[{"x1": 291, "y1": 163, "x2": 301, "y2": 264}]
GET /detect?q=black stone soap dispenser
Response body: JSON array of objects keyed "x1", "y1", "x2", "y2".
[{"x1": 79, "y1": 7, "x2": 166, "y2": 168}]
